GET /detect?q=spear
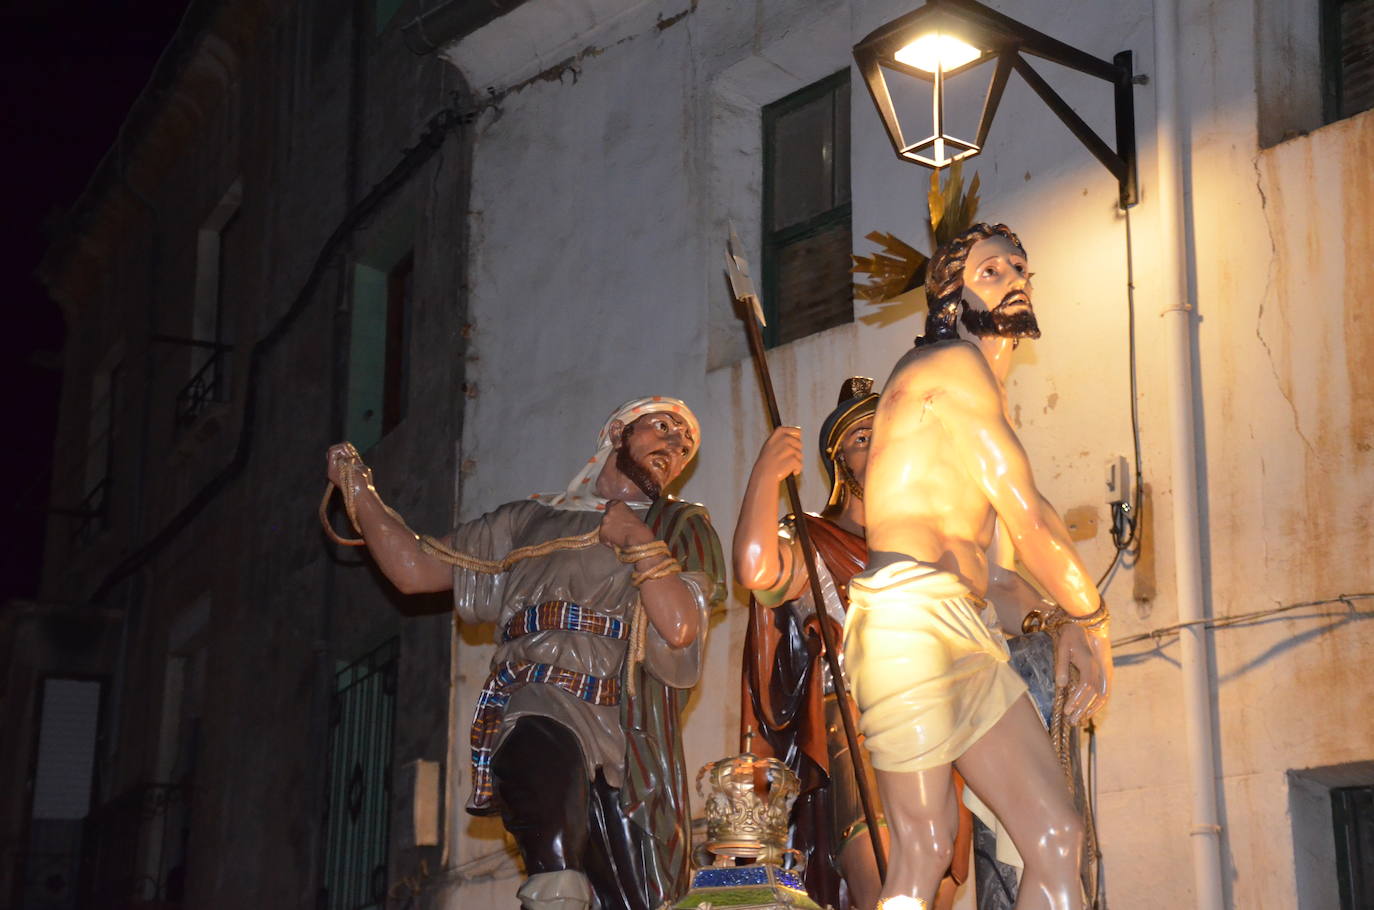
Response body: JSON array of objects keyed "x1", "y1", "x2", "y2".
[{"x1": 724, "y1": 225, "x2": 888, "y2": 883}]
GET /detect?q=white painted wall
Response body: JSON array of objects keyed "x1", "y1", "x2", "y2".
[{"x1": 436, "y1": 0, "x2": 1374, "y2": 906}]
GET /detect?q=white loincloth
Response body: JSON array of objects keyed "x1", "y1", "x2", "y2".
[{"x1": 845, "y1": 559, "x2": 1029, "y2": 869}]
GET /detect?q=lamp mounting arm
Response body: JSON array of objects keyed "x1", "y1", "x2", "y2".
[
  {"x1": 854, "y1": 0, "x2": 1140, "y2": 206},
  {"x1": 938, "y1": 0, "x2": 1121, "y2": 83},
  {"x1": 1011, "y1": 52, "x2": 1138, "y2": 207},
  {"x1": 1011, "y1": 55, "x2": 1124, "y2": 180}
]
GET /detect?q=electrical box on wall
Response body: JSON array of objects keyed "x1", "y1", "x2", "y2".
[{"x1": 1105, "y1": 454, "x2": 1130, "y2": 504}]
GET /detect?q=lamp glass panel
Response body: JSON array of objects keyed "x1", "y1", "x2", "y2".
[
  {"x1": 941, "y1": 56, "x2": 997, "y2": 141},
  {"x1": 894, "y1": 32, "x2": 981, "y2": 74},
  {"x1": 878, "y1": 58, "x2": 994, "y2": 158},
  {"x1": 879, "y1": 61, "x2": 936, "y2": 141}
]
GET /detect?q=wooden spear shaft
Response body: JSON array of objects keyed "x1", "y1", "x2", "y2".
[{"x1": 738, "y1": 311, "x2": 889, "y2": 883}]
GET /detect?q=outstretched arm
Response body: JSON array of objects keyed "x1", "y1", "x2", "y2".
[
  {"x1": 916, "y1": 347, "x2": 1110, "y2": 721},
  {"x1": 732, "y1": 426, "x2": 808, "y2": 605},
  {"x1": 326, "y1": 443, "x2": 455, "y2": 595}
]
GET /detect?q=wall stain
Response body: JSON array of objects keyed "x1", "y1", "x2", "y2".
[
  {"x1": 491, "y1": 0, "x2": 702, "y2": 102},
  {"x1": 656, "y1": 0, "x2": 699, "y2": 31},
  {"x1": 1249, "y1": 117, "x2": 1374, "y2": 597},
  {"x1": 1343, "y1": 115, "x2": 1374, "y2": 454}
]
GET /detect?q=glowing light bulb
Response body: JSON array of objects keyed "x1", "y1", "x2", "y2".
[{"x1": 894, "y1": 32, "x2": 981, "y2": 73}]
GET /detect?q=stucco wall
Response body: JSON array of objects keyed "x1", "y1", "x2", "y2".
[{"x1": 438, "y1": 0, "x2": 1373, "y2": 906}]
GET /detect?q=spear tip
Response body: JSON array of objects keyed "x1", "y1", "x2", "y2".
[{"x1": 725, "y1": 222, "x2": 767, "y2": 327}]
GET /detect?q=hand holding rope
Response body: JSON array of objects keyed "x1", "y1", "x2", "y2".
[
  {"x1": 1031, "y1": 596, "x2": 1109, "y2": 895},
  {"x1": 322, "y1": 444, "x2": 685, "y2": 699},
  {"x1": 320, "y1": 443, "x2": 681, "y2": 573}
]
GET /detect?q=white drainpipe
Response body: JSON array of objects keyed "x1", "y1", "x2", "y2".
[{"x1": 1153, "y1": 0, "x2": 1227, "y2": 907}]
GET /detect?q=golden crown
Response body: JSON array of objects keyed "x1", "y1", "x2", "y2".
[{"x1": 695, "y1": 745, "x2": 800, "y2": 866}]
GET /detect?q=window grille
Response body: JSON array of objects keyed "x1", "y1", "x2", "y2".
[
  {"x1": 762, "y1": 70, "x2": 853, "y2": 348},
  {"x1": 321, "y1": 638, "x2": 399, "y2": 910},
  {"x1": 73, "y1": 363, "x2": 121, "y2": 544},
  {"x1": 71, "y1": 478, "x2": 110, "y2": 548},
  {"x1": 181, "y1": 180, "x2": 242, "y2": 432}
]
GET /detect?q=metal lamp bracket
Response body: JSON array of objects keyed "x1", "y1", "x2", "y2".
[{"x1": 854, "y1": 0, "x2": 1139, "y2": 208}]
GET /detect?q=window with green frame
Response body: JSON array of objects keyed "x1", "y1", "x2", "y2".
[
  {"x1": 761, "y1": 69, "x2": 853, "y2": 349},
  {"x1": 346, "y1": 252, "x2": 412, "y2": 453},
  {"x1": 1321, "y1": 0, "x2": 1374, "y2": 124},
  {"x1": 375, "y1": 0, "x2": 405, "y2": 35}
]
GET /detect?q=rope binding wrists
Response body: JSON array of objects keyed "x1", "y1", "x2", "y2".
[
  {"x1": 631, "y1": 557, "x2": 683, "y2": 587},
  {"x1": 1021, "y1": 598, "x2": 1110, "y2": 636}
]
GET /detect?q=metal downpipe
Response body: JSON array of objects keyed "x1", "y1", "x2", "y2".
[{"x1": 1153, "y1": 0, "x2": 1226, "y2": 907}]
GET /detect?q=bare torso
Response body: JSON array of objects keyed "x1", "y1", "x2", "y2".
[
  {"x1": 848, "y1": 230, "x2": 1111, "y2": 909},
  {"x1": 865, "y1": 340, "x2": 1009, "y2": 595}
]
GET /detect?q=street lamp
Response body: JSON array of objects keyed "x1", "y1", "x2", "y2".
[{"x1": 853, "y1": 0, "x2": 1139, "y2": 207}]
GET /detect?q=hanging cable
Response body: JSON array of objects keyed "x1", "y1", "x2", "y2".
[
  {"x1": 1095, "y1": 204, "x2": 1146, "y2": 592},
  {"x1": 1112, "y1": 593, "x2": 1373, "y2": 653},
  {"x1": 1087, "y1": 720, "x2": 1107, "y2": 909},
  {"x1": 1083, "y1": 200, "x2": 1149, "y2": 908}
]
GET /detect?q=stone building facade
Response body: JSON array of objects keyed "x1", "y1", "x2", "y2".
[
  {"x1": 9, "y1": 0, "x2": 476, "y2": 906},
  {"x1": 6, "y1": 0, "x2": 1372, "y2": 908}
]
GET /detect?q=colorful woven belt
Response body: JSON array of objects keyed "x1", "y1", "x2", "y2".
[
  {"x1": 468, "y1": 601, "x2": 626, "y2": 811},
  {"x1": 502, "y1": 600, "x2": 627, "y2": 642}
]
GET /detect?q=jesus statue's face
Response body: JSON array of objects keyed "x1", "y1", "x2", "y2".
[{"x1": 958, "y1": 234, "x2": 1040, "y2": 341}]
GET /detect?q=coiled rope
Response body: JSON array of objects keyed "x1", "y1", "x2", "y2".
[
  {"x1": 319, "y1": 447, "x2": 611, "y2": 569},
  {"x1": 1050, "y1": 649, "x2": 1100, "y2": 900},
  {"x1": 319, "y1": 447, "x2": 683, "y2": 697}
]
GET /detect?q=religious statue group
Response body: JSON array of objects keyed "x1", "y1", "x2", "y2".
[{"x1": 324, "y1": 223, "x2": 1113, "y2": 910}]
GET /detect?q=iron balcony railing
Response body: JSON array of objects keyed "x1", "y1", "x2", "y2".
[
  {"x1": 82, "y1": 781, "x2": 189, "y2": 908},
  {"x1": 174, "y1": 348, "x2": 230, "y2": 430},
  {"x1": 70, "y1": 476, "x2": 109, "y2": 546}
]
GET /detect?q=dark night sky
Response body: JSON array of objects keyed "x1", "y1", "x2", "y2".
[{"x1": 0, "y1": 0, "x2": 187, "y2": 604}]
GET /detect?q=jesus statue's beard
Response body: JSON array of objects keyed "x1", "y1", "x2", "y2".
[
  {"x1": 960, "y1": 290, "x2": 1042, "y2": 340},
  {"x1": 616, "y1": 444, "x2": 663, "y2": 501}
]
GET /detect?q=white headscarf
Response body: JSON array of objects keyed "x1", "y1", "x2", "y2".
[{"x1": 533, "y1": 396, "x2": 702, "y2": 512}]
